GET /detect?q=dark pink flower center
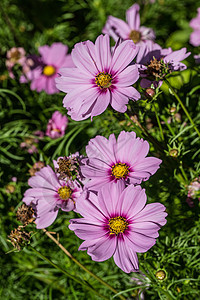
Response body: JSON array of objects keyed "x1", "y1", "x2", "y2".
[
  {"x1": 111, "y1": 163, "x2": 130, "y2": 179},
  {"x1": 109, "y1": 216, "x2": 128, "y2": 235},
  {"x1": 95, "y1": 72, "x2": 112, "y2": 89}
]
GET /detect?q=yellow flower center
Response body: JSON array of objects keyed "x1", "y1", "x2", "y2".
[
  {"x1": 43, "y1": 65, "x2": 56, "y2": 76},
  {"x1": 129, "y1": 30, "x2": 141, "y2": 44},
  {"x1": 95, "y1": 72, "x2": 112, "y2": 89},
  {"x1": 10, "y1": 50, "x2": 21, "y2": 62},
  {"x1": 109, "y1": 216, "x2": 128, "y2": 235},
  {"x1": 58, "y1": 186, "x2": 72, "y2": 200},
  {"x1": 111, "y1": 163, "x2": 130, "y2": 179}
]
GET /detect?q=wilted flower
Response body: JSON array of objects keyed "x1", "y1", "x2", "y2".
[
  {"x1": 6, "y1": 47, "x2": 34, "y2": 79},
  {"x1": 189, "y1": 8, "x2": 200, "y2": 47},
  {"x1": 5, "y1": 184, "x2": 15, "y2": 194},
  {"x1": 103, "y1": 4, "x2": 155, "y2": 45},
  {"x1": 20, "y1": 131, "x2": 44, "y2": 154},
  {"x1": 136, "y1": 41, "x2": 190, "y2": 88},
  {"x1": 56, "y1": 34, "x2": 140, "y2": 121},
  {"x1": 16, "y1": 203, "x2": 35, "y2": 226},
  {"x1": 46, "y1": 111, "x2": 68, "y2": 139},
  {"x1": 187, "y1": 177, "x2": 200, "y2": 200},
  {"x1": 69, "y1": 182, "x2": 167, "y2": 273},
  {"x1": 53, "y1": 152, "x2": 84, "y2": 180},
  {"x1": 23, "y1": 166, "x2": 83, "y2": 228},
  {"x1": 29, "y1": 161, "x2": 45, "y2": 176},
  {"x1": 21, "y1": 43, "x2": 74, "y2": 94},
  {"x1": 81, "y1": 131, "x2": 162, "y2": 190},
  {"x1": 8, "y1": 227, "x2": 31, "y2": 251}
]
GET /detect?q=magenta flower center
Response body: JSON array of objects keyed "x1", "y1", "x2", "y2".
[
  {"x1": 111, "y1": 163, "x2": 130, "y2": 179},
  {"x1": 129, "y1": 30, "x2": 141, "y2": 43},
  {"x1": 43, "y1": 65, "x2": 56, "y2": 77},
  {"x1": 95, "y1": 72, "x2": 112, "y2": 89},
  {"x1": 58, "y1": 186, "x2": 72, "y2": 200},
  {"x1": 109, "y1": 216, "x2": 128, "y2": 235}
]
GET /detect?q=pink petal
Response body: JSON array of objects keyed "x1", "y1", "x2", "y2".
[
  {"x1": 116, "y1": 65, "x2": 139, "y2": 86},
  {"x1": 133, "y1": 203, "x2": 167, "y2": 226},
  {"x1": 124, "y1": 232, "x2": 156, "y2": 253},
  {"x1": 90, "y1": 91, "x2": 111, "y2": 118},
  {"x1": 110, "y1": 89, "x2": 129, "y2": 112},
  {"x1": 126, "y1": 4, "x2": 140, "y2": 30},
  {"x1": 113, "y1": 237, "x2": 139, "y2": 273},
  {"x1": 35, "y1": 200, "x2": 59, "y2": 229},
  {"x1": 87, "y1": 235, "x2": 117, "y2": 262},
  {"x1": 95, "y1": 35, "x2": 112, "y2": 72}
]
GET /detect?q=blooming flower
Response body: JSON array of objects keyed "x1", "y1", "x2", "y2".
[
  {"x1": 189, "y1": 8, "x2": 200, "y2": 47},
  {"x1": 46, "y1": 111, "x2": 68, "y2": 139},
  {"x1": 81, "y1": 131, "x2": 162, "y2": 190},
  {"x1": 69, "y1": 182, "x2": 167, "y2": 273},
  {"x1": 136, "y1": 41, "x2": 190, "y2": 88},
  {"x1": 56, "y1": 34, "x2": 140, "y2": 121},
  {"x1": 103, "y1": 4, "x2": 155, "y2": 45},
  {"x1": 21, "y1": 43, "x2": 74, "y2": 94},
  {"x1": 23, "y1": 166, "x2": 83, "y2": 228}
]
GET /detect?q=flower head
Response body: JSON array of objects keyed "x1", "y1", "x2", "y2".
[
  {"x1": 189, "y1": 8, "x2": 200, "y2": 47},
  {"x1": 6, "y1": 47, "x2": 26, "y2": 69},
  {"x1": 46, "y1": 111, "x2": 68, "y2": 139},
  {"x1": 56, "y1": 34, "x2": 140, "y2": 121},
  {"x1": 22, "y1": 166, "x2": 83, "y2": 228},
  {"x1": 21, "y1": 43, "x2": 74, "y2": 94},
  {"x1": 103, "y1": 4, "x2": 155, "y2": 45},
  {"x1": 81, "y1": 131, "x2": 162, "y2": 190},
  {"x1": 69, "y1": 182, "x2": 167, "y2": 273},
  {"x1": 136, "y1": 41, "x2": 190, "y2": 88}
]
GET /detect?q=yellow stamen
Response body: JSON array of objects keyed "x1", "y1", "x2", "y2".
[
  {"x1": 129, "y1": 30, "x2": 141, "y2": 44},
  {"x1": 109, "y1": 216, "x2": 128, "y2": 235},
  {"x1": 58, "y1": 186, "x2": 72, "y2": 200},
  {"x1": 111, "y1": 163, "x2": 129, "y2": 179},
  {"x1": 43, "y1": 65, "x2": 56, "y2": 76},
  {"x1": 95, "y1": 72, "x2": 112, "y2": 89}
]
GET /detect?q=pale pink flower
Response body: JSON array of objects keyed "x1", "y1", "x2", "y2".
[
  {"x1": 189, "y1": 8, "x2": 200, "y2": 47},
  {"x1": 56, "y1": 34, "x2": 140, "y2": 121},
  {"x1": 23, "y1": 166, "x2": 83, "y2": 228},
  {"x1": 81, "y1": 131, "x2": 162, "y2": 190},
  {"x1": 6, "y1": 47, "x2": 26, "y2": 69},
  {"x1": 21, "y1": 43, "x2": 74, "y2": 94},
  {"x1": 46, "y1": 111, "x2": 68, "y2": 139},
  {"x1": 69, "y1": 182, "x2": 167, "y2": 273},
  {"x1": 103, "y1": 4, "x2": 155, "y2": 45}
]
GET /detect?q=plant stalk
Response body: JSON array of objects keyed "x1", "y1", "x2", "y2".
[
  {"x1": 42, "y1": 229, "x2": 126, "y2": 300},
  {"x1": 164, "y1": 78, "x2": 200, "y2": 137}
]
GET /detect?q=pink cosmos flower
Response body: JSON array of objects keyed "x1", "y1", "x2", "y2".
[
  {"x1": 46, "y1": 111, "x2": 68, "y2": 139},
  {"x1": 69, "y1": 182, "x2": 167, "y2": 273},
  {"x1": 136, "y1": 41, "x2": 190, "y2": 88},
  {"x1": 80, "y1": 131, "x2": 162, "y2": 190},
  {"x1": 21, "y1": 43, "x2": 74, "y2": 94},
  {"x1": 56, "y1": 34, "x2": 140, "y2": 121},
  {"x1": 189, "y1": 8, "x2": 200, "y2": 47},
  {"x1": 103, "y1": 4, "x2": 155, "y2": 45},
  {"x1": 22, "y1": 166, "x2": 82, "y2": 228}
]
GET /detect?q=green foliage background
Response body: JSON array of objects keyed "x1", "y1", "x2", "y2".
[{"x1": 0, "y1": 0, "x2": 200, "y2": 299}]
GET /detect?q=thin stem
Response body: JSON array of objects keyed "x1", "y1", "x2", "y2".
[
  {"x1": 164, "y1": 78, "x2": 200, "y2": 137},
  {"x1": 152, "y1": 103, "x2": 164, "y2": 141},
  {"x1": 30, "y1": 246, "x2": 109, "y2": 300},
  {"x1": 42, "y1": 229, "x2": 126, "y2": 300},
  {"x1": 124, "y1": 113, "x2": 164, "y2": 153},
  {"x1": 179, "y1": 162, "x2": 188, "y2": 183}
]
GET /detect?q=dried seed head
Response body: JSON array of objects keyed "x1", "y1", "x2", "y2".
[
  {"x1": 57, "y1": 156, "x2": 80, "y2": 180},
  {"x1": 16, "y1": 203, "x2": 35, "y2": 226},
  {"x1": 8, "y1": 227, "x2": 31, "y2": 251}
]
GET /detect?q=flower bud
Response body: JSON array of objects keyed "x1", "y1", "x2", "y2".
[
  {"x1": 155, "y1": 270, "x2": 166, "y2": 280},
  {"x1": 169, "y1": 149, "x2": 179, "y2": 157},
  {"x1": 145, "y1": 88, "x2": 155, "y2": 99}
]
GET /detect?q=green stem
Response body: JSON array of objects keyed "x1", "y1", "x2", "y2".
[
  {"x1": 43, "y1": 229, "x2": 126, "y2": 300},
  {"x1": 124, "y1": 112, "x2": 164, "y2": 153},
  {"x1": 30, "y1": 246, "x2": 109, "y2": 300},
  {"x1": 152, "y1": 103, "x2": 164, "y2": 141},
  {"x1": 179, "y1": 162, "x2": 188, "y2": 183},
  {"x1": 164, "y1": 78, "x2": 200, "y2": 137}
]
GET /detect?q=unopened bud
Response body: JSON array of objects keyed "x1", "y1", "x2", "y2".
[
  {"x1": 145, "y1": 88, "x2": 155, "y2": 99},
  {"x1": 155, "y1": 270, "x2": 166, "y2": 280},
  {"x1": 169, "y1": 107, "x2": 176, "y2": 114},
  {"x1": 169, "y1": 149, "x2": 179, "y2": 157}
]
